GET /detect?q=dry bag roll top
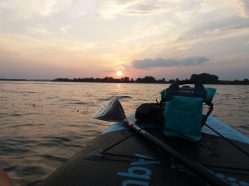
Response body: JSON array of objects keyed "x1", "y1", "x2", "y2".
[{"x1": 160, "y1": 81, "x2": 216, "y2": 142}]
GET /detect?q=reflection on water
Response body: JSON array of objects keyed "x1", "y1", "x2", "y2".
[{"x1": 0, "y1": 81, "x2": 249, "y2": 185}]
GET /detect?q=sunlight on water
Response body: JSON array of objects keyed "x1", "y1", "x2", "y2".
[{"x1": 0, "y1": 81, "x2": 248, "y2": 185}]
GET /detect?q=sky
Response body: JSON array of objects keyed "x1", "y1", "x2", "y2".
[{"x1": 0, "y1": 0, "x2": 249, "y2": 80}]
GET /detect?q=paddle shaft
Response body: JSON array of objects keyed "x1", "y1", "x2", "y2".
[{"x1": 127, "y1": 122, "x2": 229, "y2": 186}]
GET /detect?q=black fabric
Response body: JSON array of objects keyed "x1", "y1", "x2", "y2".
[
  {"x1": 135, "y1": 103, "x2": 163, "y2": 126},
  {"x1": 39, "y1": 129, "x2": 249, "y2": 186}
]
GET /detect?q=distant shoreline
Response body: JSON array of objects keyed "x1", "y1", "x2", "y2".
[{"x1": 1, "y1": 78, "x2": 249, "y2": 85}]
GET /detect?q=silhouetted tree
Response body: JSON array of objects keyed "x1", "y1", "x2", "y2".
[
  {"x1": 136, "y1": 76, "x2": 157, "y2": 83},
  {"x1": 158, "y1": 78, "x2": 166, "y2": 83},
  {"x1": 136, "y1": 78, "x2": 142, "y2": 83},
  {"x1": 52, "y1": 74, "x2": 249, "y2": 85},
  {"x1": 169, "y1": 79, "x2": 175, "y2": 83},
  {"x1": 190, "y1": 73, "x2": 218, "y2": 84},
  {"x1": 121, "y1": 77, "x2": 130, "y2": 83}
]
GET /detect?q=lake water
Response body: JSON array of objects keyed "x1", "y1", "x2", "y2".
[{"x1": 0, "y1": 81, "x2": 249, "y2": 185}]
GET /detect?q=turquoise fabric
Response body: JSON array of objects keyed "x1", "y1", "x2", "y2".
[
  {"x1": 161, "y1": 87, "x2": 216, "y2": 142},
  {"x1": 164, "y1": 96, "x2": 203, "y2": 141},
  {"x1": 160, "y1": 89, "x2": 167, "y2": 101},
  {"x1": 205, "y1": 87, "x2": 216, "y2": 103}
]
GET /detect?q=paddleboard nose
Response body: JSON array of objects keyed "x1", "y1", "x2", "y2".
[{"x1": 93, "y1": 97, "x2": 126, "y2": 122}]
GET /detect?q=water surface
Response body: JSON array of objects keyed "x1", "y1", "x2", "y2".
[{"x1": 0, "y1": 81, "x2": 248, "y2": 185}]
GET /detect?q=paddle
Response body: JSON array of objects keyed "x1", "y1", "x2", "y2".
[{"x1": 93, "y1": 97, "x2": 229, "y2": 186}]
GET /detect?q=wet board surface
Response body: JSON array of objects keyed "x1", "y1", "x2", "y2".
[{"x1": 40, "y1": 125, "x2": 249, "y2": 186}]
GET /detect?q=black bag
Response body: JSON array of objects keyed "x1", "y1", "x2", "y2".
[{"x1": 135, "y1": 103, "x2": 163, "y2": 126}]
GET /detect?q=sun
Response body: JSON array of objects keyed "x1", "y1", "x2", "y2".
[{"x1": 116, "y1": 70, "x2": 124, "y2": 77}]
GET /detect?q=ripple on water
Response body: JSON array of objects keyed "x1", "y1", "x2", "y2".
[
  {"x1": 238, "y1": 125, "x2": 249, "y2": 132},
  {"x1": 0, "y1": 145, "x2": 30, "y2": 155},
  {"x1": 0, "y1": 112, "x2": 41, "y2": 118},
  {"x1": 98, "y1": 95, "x2": 132, "y2": 101},
  {"x1": 8, "y1": 112, "x2": 22, "y2": 117},
  {"x1": 0, "y1": 138, "x2": 36, "y2": 158},
  {"x1": 16, "y1": 165, "x2": 47, "y2": 176},
  {"x1": 97, "y1": 97, "x2": 113, "y2": 101},
  {"x1": 59, "y1": 98, "x2": 80, "y2": 102},
  {"x1": 10, "y1": 123, "x2": 34, "y2": 128},
  {"x1": 2, "y1": 90, "x2": 37, "y2": 94},
  {"x1": 40, "y1": 154, "x2": 67, "y2": 163},
  {"x1": 0, "y1": 160, "x2": 15, "y2": 170},
  {"x1": 67, "y1": 101, "x2": 88, "y2": 105},
  {"x1": 44, "y1": 136, "x2": 72, "y2": 142},
  {"x1": 38, "y1": 136, "x2": 74, "y2": 147},
  {"x1": 0, "y1": 96, "x2": 6, "y2": 101},
  {"x1": 22, "y1": 91, "x2": 37, "y2": 94},
  {"x1": 3, "y1": 138, "x2": 35, "y2": 145}
]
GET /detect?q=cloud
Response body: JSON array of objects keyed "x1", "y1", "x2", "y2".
[
  {"x1": 97, "y1": 0, "x2": 170, "y2": 19},
  {"x1": 0, "y1": 0, "x2": 59, "y2": 19},
  {"x1": 27, "y1": 26, "x2": 51, "y2": 35},
  {"x1": 60, "y1": 25, "x2": 72, "y2": 34},
  {"x1": 183, "y1": 19, "x2": 249, "y2": 45},
  {"x1": 235, "y1": 0, "x2": 249, "y2": 18},
  {"x1": 131, "y1": 15, "x2": 249, "y2": 59},
  {"x1": 123, "y1": 2, "x2": 169, "y2": 16},
  {"x1": 132, "y1": 57, "x2": 209, "y2": 69},
  {"x1": 97, "y1": 0, "x2": 138, "y2": 19},
  {"x1": 108, "y1": 0, "x2": 242, "y2": 19},
  {"x1": 96, "y1": 0, "x2": 249, "y2": 58},
  {"x1": 39, "y1": 0, "x2": 58, "y2": 17}
]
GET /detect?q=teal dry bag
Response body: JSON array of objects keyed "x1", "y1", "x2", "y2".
[{"x1": 160, "y1": 81, "x2": 216, "y2": 142}]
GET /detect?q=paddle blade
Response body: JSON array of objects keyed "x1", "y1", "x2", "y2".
[{"x1": 93, "y1": 97, "x2": 126, "y2": 122}]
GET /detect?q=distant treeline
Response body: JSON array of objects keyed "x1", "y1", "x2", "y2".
[
  {"x1": 53, "y1": 73, "x2": 249, "y2": 85},
  {"x1": 0, "y1": 78, "x2": 27, "y2": 81}
]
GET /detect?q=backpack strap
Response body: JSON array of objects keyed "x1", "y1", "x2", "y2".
[{"x1": 202, "y1": 101, "x2": 213, "y2": 127}]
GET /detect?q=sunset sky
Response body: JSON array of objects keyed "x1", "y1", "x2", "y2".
[{"x1": 0, "y1": 0, "x2": 249, "y2": 80}]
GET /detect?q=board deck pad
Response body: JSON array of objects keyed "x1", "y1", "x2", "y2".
[{"x1": 40, "y1": 127, "x2": 249, "y2": 186}]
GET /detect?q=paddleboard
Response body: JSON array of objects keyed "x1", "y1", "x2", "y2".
[{"x1": 40, "y1": 115, "x2": 249, "y2": 186}]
